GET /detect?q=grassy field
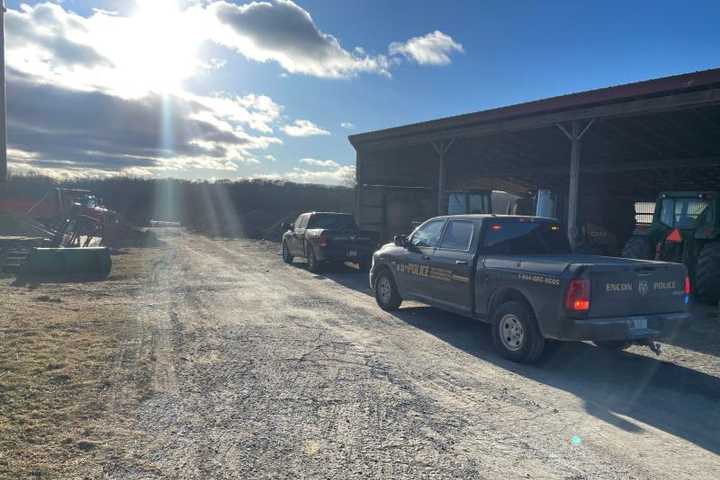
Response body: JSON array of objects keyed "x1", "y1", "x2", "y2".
[{"x1": 0, "y1": 250, "x2": 158, "y2": 478}]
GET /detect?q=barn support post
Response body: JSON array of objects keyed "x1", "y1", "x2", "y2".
[
  {"x1": 432, "y1": 138, "x2": 455, "y2": 215},
  {"x1": 557, "y1": 119, "x2": 594, "y2": 248}
]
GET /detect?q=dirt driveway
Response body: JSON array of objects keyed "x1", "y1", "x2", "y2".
[{"x1": 2, "y1": 229, "x2": 720, "y2": 479}]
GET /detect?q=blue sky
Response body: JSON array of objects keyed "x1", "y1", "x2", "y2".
[{"x1": 5, "y1": 0, "x2": 720, "y2": 183}]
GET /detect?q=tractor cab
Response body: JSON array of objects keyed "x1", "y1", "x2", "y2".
[
  {"x1": 623, "y1": 191, "x2": 720, "y2": 303},
  {"x1": 652, "y1": 192, "x2": 717, "y2": 237}
]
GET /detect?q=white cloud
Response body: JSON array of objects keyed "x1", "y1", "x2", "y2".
[
  {"x1": 300, "y1": 158, "x2": 339, "y2": 168},
  {"x1": 3, "y1": 1, "x2": 461, "y2": 180},
  {"x1": 209, "y1": 0, "x2": 391, "y2": 78},
  {"x1": 389, "y1": 30, "x2": 464, "y2": 66},
  {"x1": 281, "y1": 119, "x2": 331, "y2": 137},
  {"x1": 189, "y1": 92, "x2": 283, "y2": 134},
  {"x1": 258, "y1": 164, "x2": 355, "y2": 186}
]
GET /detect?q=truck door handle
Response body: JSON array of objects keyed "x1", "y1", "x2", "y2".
[
  {"x1": 455, "y1": 260, "x2": 468, "y2": 265},
  {"x1": 422, "y1": 256, "x2": 431, "y2": 261}
]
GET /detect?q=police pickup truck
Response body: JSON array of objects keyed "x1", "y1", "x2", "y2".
[
  {"x1": 370, "y1": 215, "x2": 690, "y2": 363},
  {"x1": 282, "y1": 212, "x2": 378, "y2": 273}
]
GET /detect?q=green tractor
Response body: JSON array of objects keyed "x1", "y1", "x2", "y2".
[{"x1": 622, "y1": 191, "x2": 720, "y2": 303}]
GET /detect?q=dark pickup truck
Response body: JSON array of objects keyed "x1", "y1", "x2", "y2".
[
  {"x1": 281, "y1": 212, "x2": 378, "y2": 273},
  {"x1": 370, "y1": 215, "x2": 690, "y2": 363}
]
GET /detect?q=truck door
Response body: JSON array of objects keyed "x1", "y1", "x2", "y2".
[
  {"x1": 427, "y1": 219, "x2": 477, "y2": 314},
  {"x1": 396, "y1": 218, "x2": 446, "y2": 298}
]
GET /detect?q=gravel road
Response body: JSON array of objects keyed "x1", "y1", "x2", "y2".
[{"x1": 104, "y1": 230, "x2": 720, "y2": 479}]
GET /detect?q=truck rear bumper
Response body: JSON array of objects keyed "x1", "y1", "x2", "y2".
[
  {"x1": 317, "y1": 246, "x2": 374, "y2": 263},
  {"x1": 560, "y1": 312, "x2": 690, "y2": 342}
]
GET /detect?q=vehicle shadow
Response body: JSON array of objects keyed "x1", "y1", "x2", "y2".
[
  {"x1": 659, "y1": 304, "x2": 720, "y2": 358},
  {"x1": 317, "y1": 268, "x2": 720, "y2": 454},
  {"x1": 312, "y1": 263, "x2": 373, "y2": 293},
  {"x1": 395, "y1": 306, "x2": 720, "y2": 454}
]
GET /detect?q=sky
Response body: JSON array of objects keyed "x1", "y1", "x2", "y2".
[{"x1": 4, "y1": 0, "x2": 720, "y2": 184}]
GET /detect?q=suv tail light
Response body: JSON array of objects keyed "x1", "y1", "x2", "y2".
[
  {"x1": 565, "y1": 278, "x2": 591, "y2": 312},
  {"x1": 319, "y1": 233, "x2": 328, "y2": 248},
  {"x1": 684, "y1": 275, "x2": 691, "y2": 304}
]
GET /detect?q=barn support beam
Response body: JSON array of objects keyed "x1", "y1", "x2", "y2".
[
  {"x1": 557, "y1": 119, "x2": 594, "y2": 248},
  {"x1": 432, "y1": 138, "x2": 455, "y2": 215}
]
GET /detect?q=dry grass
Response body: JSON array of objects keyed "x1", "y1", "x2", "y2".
[{"x1": 0, "y1": 249, "x2": 158, "y2": 479}]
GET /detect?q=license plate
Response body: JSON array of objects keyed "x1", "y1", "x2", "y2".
[
  {"x1": 629, "y1": 318, "x2": 647, "y2": 330},
  {"x1": 347, "y1": 250, "x2": 357, "y2": 257}
]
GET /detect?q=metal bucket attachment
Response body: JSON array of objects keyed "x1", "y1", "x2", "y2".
[{"x1": 25, "y1": 247, "x2": 112, "y2": 277}]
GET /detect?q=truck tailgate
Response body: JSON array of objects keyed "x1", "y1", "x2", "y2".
[{"x1": 587, "y1": 262, "x2": 687, "y2": 317}]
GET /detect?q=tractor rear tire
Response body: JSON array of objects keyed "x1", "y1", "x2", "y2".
[
  {"x1": 622, "y1": 235, "x2": 653, "y2": 260},
  {"x1": 695, "y1": 242, "x2": 720, "y2": 304}
]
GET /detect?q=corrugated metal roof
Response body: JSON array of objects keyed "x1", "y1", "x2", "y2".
[{"x1": 349, "y1": 67, "x2": 720, "y2": 147}]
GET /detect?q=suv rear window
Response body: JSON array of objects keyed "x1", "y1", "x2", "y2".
[{"x1": 482, "y1": 220, "x2": 570, "y2": 255}]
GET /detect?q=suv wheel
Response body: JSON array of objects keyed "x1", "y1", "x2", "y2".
[
  {"x1": 491, "y1": 301, "x2": 545, "y2": 363},
  {"x1": 375, "y1": 270, "x2": 402, "y2": 311},
  {"x1": 282, "y1": 242, "x2": 293, "y2": 264}
]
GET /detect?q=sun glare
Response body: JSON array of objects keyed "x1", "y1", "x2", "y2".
[{"x1": 118, "y1": 0, "x2": 204, "y2": 95}]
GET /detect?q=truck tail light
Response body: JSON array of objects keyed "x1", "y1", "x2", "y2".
[
  {"x1": 319, "y1": 233, "x2": 328, "y2": 248},
  {"x1": 565, "y1": 278, "x2": 591, "y2": 312},
  {"x1": 684, "y1": 275, "x2": 691, "y2": 304}
]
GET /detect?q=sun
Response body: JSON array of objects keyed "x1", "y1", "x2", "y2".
[{"x1": 117, "y1": 0, "x2": 205, "y2": 95}]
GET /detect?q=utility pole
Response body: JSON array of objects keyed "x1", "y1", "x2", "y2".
[{"x1": 0, "y1": 1, "x2": 7, "y2": 182}]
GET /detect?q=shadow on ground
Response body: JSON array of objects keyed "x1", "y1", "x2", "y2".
[
  {"x1": 11, "y1": 273, "x2": 111, "y2": 287},
  {"x1": 305, "y1": 262, "x2": 720, "y2": 455}
]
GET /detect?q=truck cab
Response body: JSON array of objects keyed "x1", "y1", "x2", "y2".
[{"x1": 370, "y1": 215, "x2": 690, "y2": 363}]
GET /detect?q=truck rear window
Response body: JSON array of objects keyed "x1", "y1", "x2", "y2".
[
  {"x1": 482, "y1": 221, "x2": 570, "y2": 255},
  {"x1": 307, "y1": 214, "x2": 357, "y2": 230}
]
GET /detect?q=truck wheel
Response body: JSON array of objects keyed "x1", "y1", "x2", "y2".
[
  {"x1": 491, "y1": 301, "x2": 545, "y2": 363},
  {"x1": 593, "y1": 340, "x2": 631, "y2": 351},
  {"x1": 375, "y1": 270, "x2": 402, "y2": 311},
  {"x1": 695, "y1": 241, "x2": 720, "y2": 304},
  {"x1": 622, "y1": 235, "x2": 652, "y2": 260},
  {"x1": 282, "y1": 242, "x2": 294, "y2": 264},
  {"x1": 307, "y1": 246, "x2": 322, "y2": 273}
]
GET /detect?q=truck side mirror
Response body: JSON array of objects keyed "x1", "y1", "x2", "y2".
[{"x1": 394, "y1": 235, "x2": 407, "y2": 247}]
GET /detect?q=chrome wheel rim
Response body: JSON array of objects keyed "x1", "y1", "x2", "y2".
[
  {"x1": 378, "y1": 276, "x2": 392, "y2": 305},
  {"x1": 499, "y1": 314, "x2": 525, "y2": 352}
]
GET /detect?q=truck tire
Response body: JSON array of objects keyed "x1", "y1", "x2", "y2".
[
  {"x1": 621, "y1": 235, "x2": 653, "y2": 260},
  {"x1": 282, "y1": 242, "x2": 293, "y2": 264},
  {"x1": 491, "y1": 301, "x2": 545, "y2": 363},
  {"x1": 375, "y1": 270, "x2": 402, "y2": 311},
  {"x1": 307, "y1": 246, "x2": 322, "y2": 273},
  {"x1": 695, "y1": 241, "x2": 720, "y2": 304},
  {"x1": 593, "y1": 340, "x2": 631, "y2": 351}
]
